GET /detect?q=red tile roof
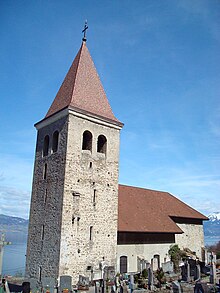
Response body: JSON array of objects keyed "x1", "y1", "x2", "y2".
[
  {"x1": 118, "y1": 184, "x2": 208, "y2": 233},
  {"x1": 45, "y1": 41, "x2": 122, "y2": 126}
]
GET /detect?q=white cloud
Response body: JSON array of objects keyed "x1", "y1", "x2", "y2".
[{"x1": 0, "y1": 185, "x2": 30, "y2": 219}]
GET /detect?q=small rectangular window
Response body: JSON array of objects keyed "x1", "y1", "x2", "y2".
[
  {"x1": 89, "y1": 226, "x2": 93, "y2": 241},
  {"x1": 93, "y1": 189, "x2": 96, "y2": 204},
  {"x1": 39, "y1": 266, "x2": 42, "y2": 282},
  {"x1": 43, "y1": 163, "x2": 47, "y2": 179},
  {"x1": 41, "y1": 225, "x2": 45, "y2": 240}
]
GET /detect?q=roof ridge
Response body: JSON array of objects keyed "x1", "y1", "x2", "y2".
[
  {"x1": 119, "y1": 183, "x2": 169, "y2": 194},
  {"x1": 69, "y1": 42, "x2": 84, "y2": 106}
]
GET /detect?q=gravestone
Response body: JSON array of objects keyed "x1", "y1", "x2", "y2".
[
  {"x1": 129, "y1": 275, "x2": 134, "y2": 293},
  {"x1": 60, "y1": 275, "x2": 72, "y2": 292},
  {"x1": 151, "y1": 257, "x2": 159, "y2": 271},
  {"x1": 209, "y1": 262, "x2": 216, "y2": 284},
  {"x1": 194, "y1": 265, "x2": 201, "y2": 281},
  {"x1": 78, "y1": 275, "x2": 89, "y2": 289},
  {"x1": 188, "y1": 259, "x2": 196, "y2": 277},
  {"x1": 172, "y1": 281, "x2": 181, "y2": 293},
  {"x1": 22, "y1": 282, "x2": 30, "y2": 293},
  {"x1": 162, "y1": 261, "x2": 174, "y2": 273},
  {"x1": 147, "y1": 267, "x2": 153, "y2": 290},
  {"x1": 186, "y1": 262, "x2": 191, "y2": 282},
  {"x1": 103, "y1": 266, "x2": 115, "y2": 283},
  {"x1": 42, "y1": 277, "x2": 56, "y2": 293},
  {"x1": 194, "y1": 282, "x2": 209, "y2": 293}
]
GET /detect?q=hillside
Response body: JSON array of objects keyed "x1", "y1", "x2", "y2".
[{"x1": 0, "y1": 214, "x2": 28, "y2": 243}]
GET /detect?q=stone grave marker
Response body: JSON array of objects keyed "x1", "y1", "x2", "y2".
[
  {"x1": 194, "y1": 282, "x2": 209, "y2": 293},
  {"x1": 188, "y1": 259, "x2": 196, "y2": 277},
  {"x1": 42, "y1": 277, "x2": 56, "y2": 293},
  {"x1": 210, "y1": 262, "x2": 216, "y2": 284},
  {"x1": 194, "y1": 265, "x2": 201, "y2": 281},
  {"x1": 22, "y1": 282, "x2": 31, "y2": 293},
  {"x1": 147, "y1": 267, "x2": 153, "y2": 290},
  {"x1": 172, "y1": 281, "x2": 181, "y2": 293},
  {"x1": 129, "y1": 275, "x2": 134, "y2": 293},
  {"x1": 151, "y1": 257, "x2": 159, "y2": 271},
  {"x1": 41, "y1": 277, "x2": 56, "y2": 293},
  {"x1": 78, "y1": 275, "x2": 89, "y2": 289},
  {"x1": 162, "y1": 261, "x2": 173, "y2": 273},
  {"x1": 60, "y1": 275, "x2": 72, "y2": 292},
  {"x1": 186, "y1": 261, "x2": 191, "y2": 282},
  {"x1": 103, "y1": 266, "x2": 115, "y2": 283}
]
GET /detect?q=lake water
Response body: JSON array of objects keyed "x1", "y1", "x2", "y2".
[
  {"x1": 2, "y1": 237, "x2": 219, "y2": 276},
  {"x1": 2, "y1": 243, "x2": 27, "y2": 276}
]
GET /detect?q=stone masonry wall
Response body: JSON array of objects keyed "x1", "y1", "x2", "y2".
[
  {"x1": 175, "y1": 223, "x2": 205, "y2": 259},
  {"x1": 26, "y1": 115, "x2": 68, "y2": 284},
  {"x1": 59, "y1": 113, "x2": 121, "y2": 284},
  {"x1": 117, "y1": 243, "x2": 172, "y2": 273}
]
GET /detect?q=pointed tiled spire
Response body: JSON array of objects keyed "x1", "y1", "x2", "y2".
[{"x1": 45, "y1": 41, "x2": 122, "y2": 126}]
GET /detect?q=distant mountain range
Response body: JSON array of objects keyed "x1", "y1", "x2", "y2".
[
  {"x1": 0, "y1": 214, "x2": 28, "y2": 243},
  {"x1": 203, "y1": 212, "x2": 220, "y2": 239},
  {"x1": 0, "y1": 213, "x2": 219, "y2": 244}
]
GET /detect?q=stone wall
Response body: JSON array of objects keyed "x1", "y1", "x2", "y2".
[
  {"x1": 175, "y1": 223, "x2": 205, "y2": 259},
  {"x1": 25, "y1": 114, "x2": 68, "y2": 284},
  {"x1": 58, "y1": 111, "x2": 121, "y2": 283},
  {"x1": 26, "y1": 109, "x2": 122, "y2": 285},
  {"x1": 117, "y1": 243, "x2": 172, "y2": 273}
]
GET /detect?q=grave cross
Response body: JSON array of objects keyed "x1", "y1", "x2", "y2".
[
  {"x1": 0, "y1": 234, "x2": 11, "y2": 277},
  {"x1": 82, "y1": 21, "x2": 88, "y2": 42}
]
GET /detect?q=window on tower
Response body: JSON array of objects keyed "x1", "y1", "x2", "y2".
[
  {"x1": 89, "y1": 226, "x2": 93, "y2": 241},
  {"x1": 43, "y1": 163, "x2": 47, "y2": 179},
  {"x1": 93, "y1": 189, "x2": 96, "y2": 205},
  {"x1": 97, "y1": 135, "x2": 107, "y2": 154},
  {"x1": 43, "y1": 135, "x2": 50, "y2": 157},
  {"x1": 82, "y1": 130, "x2": 92, "y2": 151},
  {"x1": 52, "y1": 130, "x2": 59, "y2": 153}
]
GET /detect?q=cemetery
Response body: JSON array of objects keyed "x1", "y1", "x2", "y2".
[{"x1": 1, "y1": 244, "x2": 220, "y2": 293}]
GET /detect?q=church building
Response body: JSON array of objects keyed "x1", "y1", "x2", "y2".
[{"x1": 25, "y1": 34, "x2": 207, "y2": 286}]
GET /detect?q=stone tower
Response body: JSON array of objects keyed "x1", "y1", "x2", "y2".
[{"x1": 25, "y1": 39, "x2": 123, "y2": 285}]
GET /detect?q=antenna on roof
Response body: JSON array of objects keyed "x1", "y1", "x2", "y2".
[{"x1": 82, "y1": 20, "x2": 88, "y2": 42}]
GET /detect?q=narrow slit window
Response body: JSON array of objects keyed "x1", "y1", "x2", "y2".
[
  {"x1": 93, "y1": 189, "x2": 96, "y2": 204},
  {"x1": 52, "y1": 131, "x2": 59, "y2": 153},
  {"x1": 97, "y1": 135, "x2": 107, "y2": 154},
  {"x1": 82, "y1": 130, "x2": 92, "y2": 151},
  {"x1": 89, "y1": 226, "x2": 93, "y2": 241},
  {"x1": 41, "y1": 225, "x2": 45, "y2": 240},
  {"x1": 39, "y1": 267, "x2": 42, "y2": 282},
  {"x1": 43, "y1": 163, "x2": 47, "y2": 179},
  {"x1": 72, "y1": 216, "x2": 75, "y2": 225},
  {"x1": 43, "y1": 135, "x2": 49, "y2": 157}
]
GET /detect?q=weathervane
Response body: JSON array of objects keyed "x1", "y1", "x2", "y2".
[{"x1": 82, "y1": 20, "x2": 88, "y2": 42}]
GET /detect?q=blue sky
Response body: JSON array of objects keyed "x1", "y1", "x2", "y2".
[{"x1": 0, "y1": 0, "x2": 219, "y2": 219}]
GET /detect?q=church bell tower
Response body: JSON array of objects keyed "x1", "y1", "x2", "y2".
[{"x1": 25, "y1": 34, "x2": 123, "y2": 285}]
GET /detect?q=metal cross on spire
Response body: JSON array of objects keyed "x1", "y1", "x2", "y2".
[{"x1": 82, "y1": 20, "x2": 88, "y2": 42}]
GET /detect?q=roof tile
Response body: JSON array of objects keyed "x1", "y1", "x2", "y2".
[
  {"x1": 118, "y1": 184, "x2": 208, "y2": 233},
  {"x1": 45, "y1": 42, "x2": 122, "y2": 126}
]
